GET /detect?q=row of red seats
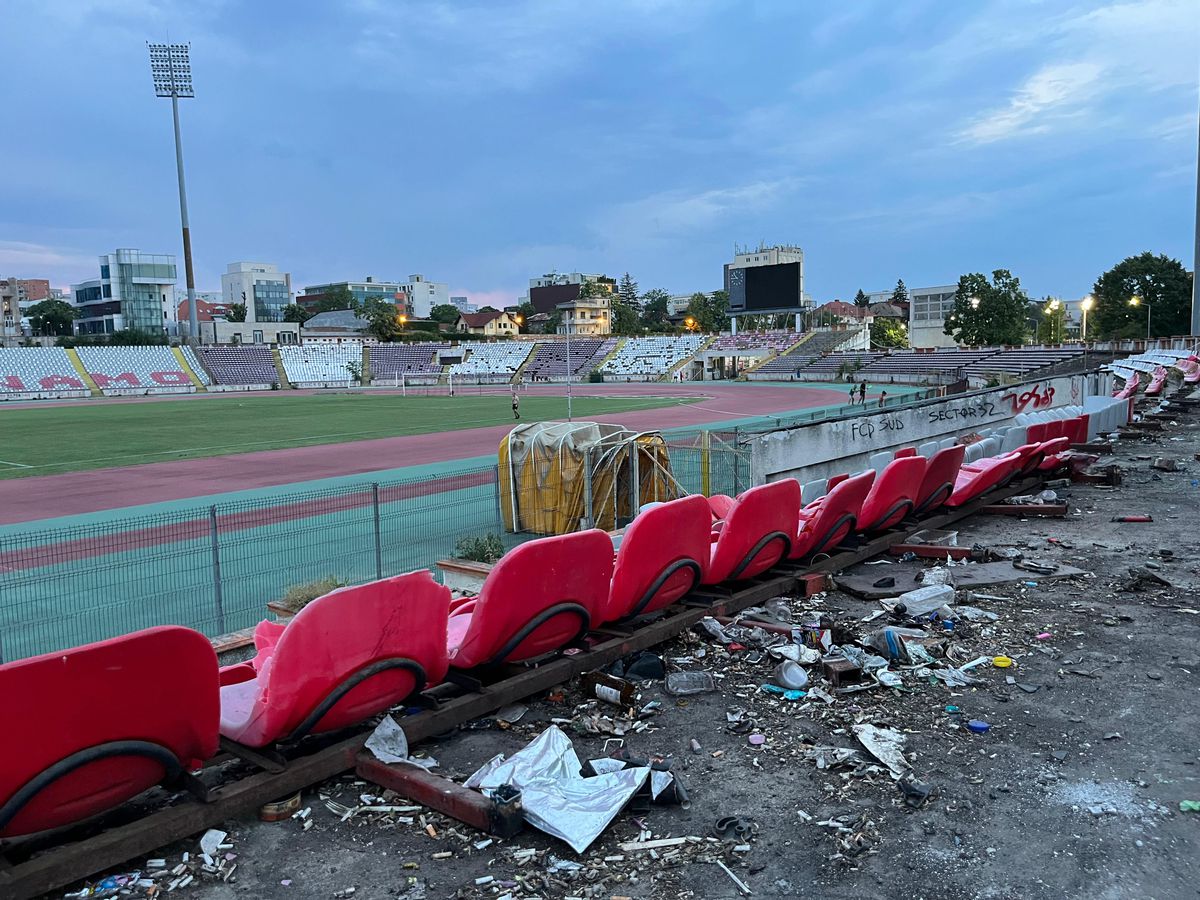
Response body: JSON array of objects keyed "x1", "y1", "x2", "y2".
[{"x1": 0, "y1": 425, "x2": 1083, "y2": 840}]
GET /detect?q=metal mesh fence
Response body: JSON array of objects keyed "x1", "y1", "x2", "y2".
[{"x1": 0, "y1": 446, "x2": 743, "y2": 662}]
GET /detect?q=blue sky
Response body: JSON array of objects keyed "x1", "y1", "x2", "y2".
[{"x1": 1, "y1": 0, "x2": 1196, "y2": 307}]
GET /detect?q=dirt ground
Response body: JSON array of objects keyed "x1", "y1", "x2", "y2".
[{"x1": 54, "y1": 398, "x2": 1200, "y2": 900}]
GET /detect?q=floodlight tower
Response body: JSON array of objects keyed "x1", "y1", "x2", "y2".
[{"x1": 148, "y1": 42, "x2": 199, "y2": 340}]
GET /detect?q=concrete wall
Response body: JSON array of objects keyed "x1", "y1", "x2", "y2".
[{"x1": 750, "y1": 374, "x2": 1087, "y2": 485}]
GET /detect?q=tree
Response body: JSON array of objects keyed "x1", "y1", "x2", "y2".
[
  {"x1": 352, "y1": 297, "x2": 404, "y2": 342},
  {"x1": 313, "y1": 285, "x2": 355, "y2": 312},
  {"x1": 942, "y1": 270, "x2": 1029, "y2": 346},
  {"x1": 225, "y1": 303, "x2": 247, "y2": 323},
  {"x1": 617, "y1": 273, "x2": 640, "y2": 308},
  {"x1": 26, "y1": 299, "x2": 76, "y2": 336},
  {"x1": 1092, "y1": 252, "x2": 1193, "y2": 339},
  {"x1": 639, "y1": 288, "x2": 671, "y2": 329},
  {"x1": 610, "y1": 272, "x2": 642, "y2": 334},
  {"x1": 684, "y1": 290, "x2": 729, "y2": 332},
  {"x1": 854, "y1": 289, "x2": 870, "y2": 308},
  {"x1": 1035, "y1": 297, "x2": 1067, "y2": 344},
  {"x1": 283, "y1": 303, "x2": 311, "y2": 324},
  {"x1": 513, "y1": 301, "x2": 535, "y2": 332},
  {"x1": 870, "y1": 318, "x2": 909, "y2": 349},
  {"x1": 889, "y1": 279, "x2": 909, "y2": 306},
  {"x1": 478, "y1": 305, "x2": 499, "y2": 313},
  {"x1": 429, "y1": 303, "x2": 461, "y2": 325}
]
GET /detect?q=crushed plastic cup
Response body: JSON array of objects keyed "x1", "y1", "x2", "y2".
[
  {"x1": 773, "y1": 660, "x2": 809, "y2": 690},
  {"x1": 967, "y1": 720, "x2": 990, "y2": 734},
  {"x1": 992, "y1": 656, "x2": 1014, "y2": 668}
]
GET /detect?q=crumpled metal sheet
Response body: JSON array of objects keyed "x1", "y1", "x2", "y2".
[
  {"x1": 466, "y1": 726, "x2": 650, "y2": 853},
  {"x1": 365, "y1": 716, "x2": 438, "y2": 769},
  {"x1": 851, "y1": 724, "x2": 911, "y2": 779}
]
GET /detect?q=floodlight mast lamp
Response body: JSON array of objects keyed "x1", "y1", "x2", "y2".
[{"x1": 148, "y1": 42, "x2": 199, "y2": 341}]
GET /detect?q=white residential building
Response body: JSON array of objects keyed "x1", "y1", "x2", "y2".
[
  {"x1": 221, "y1": 262, "x2": 292, "y2": 323},
  {"x1": 866, "y1": 284, "x2": 958, "y2": 348},
  {"x1": 72, "y1": 249, "x2": 177, "y2": 335},
  {"x1": 403, "y1": 274, "x2": 449, "y2": 317}
]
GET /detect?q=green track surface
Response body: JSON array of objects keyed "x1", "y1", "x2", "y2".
[{"x1": 0, "y1": 393, "x2": 695, "y2": 479}]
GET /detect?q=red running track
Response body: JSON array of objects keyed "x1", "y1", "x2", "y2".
[{"x1": 0, "y1": 383, "x2": 849, "y2": 526}]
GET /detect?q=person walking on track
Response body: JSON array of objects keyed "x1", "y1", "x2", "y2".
[{"x1": 512, "y1": 391, "x2": 520, "y2": 420}]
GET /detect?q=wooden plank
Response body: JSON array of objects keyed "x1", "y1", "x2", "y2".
[
  {"x1": 836, "y1": 560, "x2": 1088, "y2": 599},
  {"x1": 979, "y1": 503, "x2": 1068, "y2": 517}
]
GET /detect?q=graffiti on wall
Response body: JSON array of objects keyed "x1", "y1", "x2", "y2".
[{"x1": 1000, "y1": 383, "x2": 1055, "y2": 414}]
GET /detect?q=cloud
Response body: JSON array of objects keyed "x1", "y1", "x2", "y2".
[
  {"x1": 959, "y1": 61, "x2": 1104, "y2": 144},
  {"x1": 594, "y1": 178, "x2": 802, "y2": 240},
  {"x1": 449, "y1": 287, "x2": 522, "y2": 309},
  {"x1": 956, "y1": 0, "x2": 1198, "y2": 145},
  {"x1": 0, "y1": 241, "x2": 98, "y2": 289}
]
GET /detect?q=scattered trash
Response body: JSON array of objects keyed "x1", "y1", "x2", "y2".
[
  {"x1": 851, "y1": 724, "x2": 910, "y2": 778},
  {"x1": 665, "y1": 671, "x2": 717, "y2": 696},
  {"x1": 993, "y1": 656, "x2": 1014, "y2": 668},
  {"x1": 609, "y1": 650, "x2": 666, "y2": 682},
  {"x1": 1180, "y1": 801, "x2": 1200, "y2": 813},
  {"x1": 967, "y1": 720, "x2": 991, "y2": 734},
  {"x1": 582, "y1": 672, "x2": 637, "y2": 707},
  {"x1": 898, "y1": 777, "x2": 934, "y2": 808},
  {"x1": 466, "y1": 725, "x2": 660, "y2": 853},
  {"x1": 495, "y1": 703, "x2": 528, "y2": 725},
  {"x1": 259, "y1": 792, "x2": 302, "y2": 821},
  {"x1": 1151, "y1": 458, "x2": 1179, "y2": 472},
  {"x1": 772, "y1": 660, "x2": 809, "y2": 690},
  {"x1": 1111, "y1": 515, "x2": 1153, "y2": 523},
  {"x1": 365, "y1": 716, "x2": 437, "y2": 770}
]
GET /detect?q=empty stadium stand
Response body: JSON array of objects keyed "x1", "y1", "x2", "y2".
[
  {"x1": 369, "y1": 343, "x2": 448, "y2": 380},
  {"x1": 708, "y1": 331, "x2": 800, "y2": 353},
  {"x1": 0, "y1": 347, "x2": 90, "y2": 396},
  {"x1": 280, "y1": 344, "x2": 363, "y2": 385},
  {"x1": 793, "y1": 348, "x2": 887, "y2": 379},
  {"x1": 448, "y1": 343, "x2": 534, "y2": 380},
  {"x1": 751, "y1": 331, "x2": 858, "y2": 377},
  {"x1": 178, "y1": 345, "x2": 212, "y2": 385},
  {"x1": 855, "y1": 348, "x2": 997, "y2": 382},
  {"x1": 524, "y1": 338, "x2": 617, "y2": 380},
  {"x1": 76, "y1": 346, "x2": 198, "y2": 393},
  {"x1": 962, "y1": 347, "x2": 1085, "y2": 382},
  {"x1": 197, "y1": 346, "x2": 280, "y2": 386},
  {"x1": 599, "y1": 335, "x2": 706, "y2": 380}
]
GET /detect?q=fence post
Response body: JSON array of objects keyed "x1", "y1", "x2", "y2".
[
  {"x1": 700, "y1": 430, "x2": 711, "y2": 496},
  {"x1": 630, "y1": 441, "x2": 640, "y2": 518},
  {"x1": 208, "y1": 505, "x2": 225, "y2": 635},
  {"x1": 583, "y1": 449, "x2": 594, "y2": 529},
  {"x1": 492, "y1": 465, "x2": 504, "y2": 532},
  {"x1": 372, "y1": 483, "x2": 383, "y2": 580},
  {"x1": 732, "y1": 427, "x2": 742, "y2": 494}
]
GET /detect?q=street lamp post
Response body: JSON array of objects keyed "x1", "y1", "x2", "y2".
[
  {"x1": 1129, "y1": 295, "x2": 1151, "y2": 341},
  {"x1": 1079, "y1": 295, "x2": 1094, "y2": 340},
  {"x1": 148, "y1": 43, "x2": 199, "y2": 342}
]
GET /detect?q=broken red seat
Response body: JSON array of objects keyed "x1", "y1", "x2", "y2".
[
  {"x1": 219, "y1": 571, "x2": 449, "y2": 748},
  {"x1": 0, "y1": 626, "x2": 218, "y2": 838},
  {"x1": 857, "y1": 456, "x2": 927, "y2": 533},
  {"x1": 944, "y1": 451, "x2": 1022, "y2": 507},
  {"x1": 1113, "y1": 372, "x2": 1140, "y2": 398},
  {"x1": 1036, "y1": 436, "x2": 1072, "y2": 472},
  {"x1": 447, "y1": 530, "x2": 613, "y2": 668},
  {"x1": 789, "y1": 470, "x2": 875, "y2": 560},
  {"x1": 704, "y1": 479, "x2": 800, "y2": 584},
  {"x1": 1010, "y1": 442, "x2": 1049, "y2": 478},
  {"x1": 601, "y1": 495, "x2": 711, "y2": 623},
  {"x1": 913, "y1": 444, "x2": 966, "y2": 516},
  {"x1": 1146, "y1": 366, "x2": 1168, "y2": 396}
]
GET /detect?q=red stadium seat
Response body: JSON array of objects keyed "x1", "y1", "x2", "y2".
[
  {"x1": 219, "y1": 572, "x2": 449, "y2": 748},
  {"x1": 857, "y1": 456, "x2": 927, "y2": 532},
  {"x1": 1036, "y1": 436, "x2": 1072, "y2": 472},
  {"x1": 944, "y1": 451, "x2": 1022, "y2": 507},
  {"x1": 913, "y1": 445, "x2": 966, "y2": 516},
  {"x1": 1010, "y1": 442, "x2": 1048, "y2": 478},
  {"x1": 705, "y1": 480, "x2": 800, "y2": 584},
  {"x1": 893, "y1": 447, "x2": 918, "y2": 458},
  {"x1": 1113, "y1": 372, "x2": 1140, "y2": 398},
  {"x1": 1146, "y1": 366, "x2": 1168, "y2": 396},
  {"x1": 602, "y1": 495, "x2": 711, "y2": 622},
  {"x1": 789, "y1": 470, "x2": 876, "y2": 560},
  {"x1": 707, "y1": 494, "x2": 735, "y2": 521},
  {"x1": 0, "y1": 627, "x2": 218, "y2": 837},
  {"x1": 447, "y1": 530, "x2": 613, "y2": 668}
]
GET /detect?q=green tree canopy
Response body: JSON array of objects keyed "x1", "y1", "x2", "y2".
[
  {"x1": 352, "y1": 297, "x2": 404, "y2": 342},
  {"x1": 313, "y1": 285, "x2": 355, "y2": 312},
  {"x1": 1092, "y1": 252, "x2": 1193, "y2": 339},
  {"x1": 870, "y1": 318, "x2": 909, "y2": 349},
  {"x1": 942, "y1": 270, "x2": 1029, "y2": 346},
  {"x1": 478, "y1": 305, "x2": 499, "y2": 313},
  {"x1": 429, "y1": 303, "x2": 461, "y2": 325},
  {"x1": 283, "y1": 303, "x2": 311, "y2": 324},
  {"x1": 224, "y1": 302, "x2": 247, "y2": 323},
  {"x1": 854, "y1": 289, "x2": 870, "y2": 308},
  {"x1": 513, "y1": 301, "x2": 535, "y2": 332},
  {"x1": 684, "y1": 290, "x2": 729, "y2": 332},
  {"x1": 890, "y1": 279, "x2": 909, "y2": 306},
  {"x1": 26, "y1": 299, "x2": 76, "y2": 336},
  {"x1": 639, "y1": 288, "x2": 671, "y2": 329}
]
